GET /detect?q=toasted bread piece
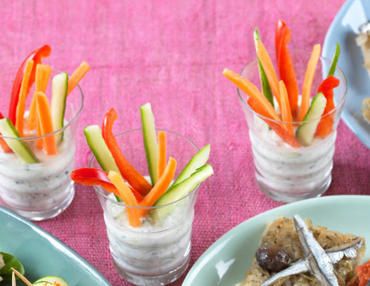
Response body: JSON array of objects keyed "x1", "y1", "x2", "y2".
[{"x1": 242, "y1": 217, "x2": 366, "y2": 286}]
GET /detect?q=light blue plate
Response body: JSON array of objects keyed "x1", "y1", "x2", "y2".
[
  {"x1": 0, "y1": 207, "x2": 111, "y2": 286},
  {"x1": 183, "y1": 195, "x2": 370, "y2": 286},
  {"x1": 323, "y1": 0, "x2": 370, "y2": 148}
]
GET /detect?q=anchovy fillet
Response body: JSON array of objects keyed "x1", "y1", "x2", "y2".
[
  {"x1": 293, "y1": 215, "x2": 339, "y2": 286},
  {"x1": 261, "y1": 238, "x2": 363, "y2": 286},
  {"x1": 261, "y1": 217, "x2": 363, "y2": 286}
]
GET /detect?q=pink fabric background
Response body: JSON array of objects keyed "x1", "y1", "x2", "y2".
[{"x1": 1, "y1": 0, "x2": 369, "y2": 285}]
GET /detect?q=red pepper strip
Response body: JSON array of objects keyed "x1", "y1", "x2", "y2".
[
  {"x1": 8, "y1": 45, "x2": 51, "y2": 124},
  {"x1": 315, "y1": 76, "x2": 340, "y2": 138},
  {"x1": 276, "y1": 20, "x2": 299, "y2": 119},
  {"x1": 102, "y1": 108, "x2": 152, "y2": 196},
  {"x1": 71, "y1": 168, "x2": 143, "y2": 202},
  {"x1": 357, "y1": 260, "x2": 370, "y2": 286},
  {"x1": 0, "y1": 112, "x2": 12, "y2": 153}
]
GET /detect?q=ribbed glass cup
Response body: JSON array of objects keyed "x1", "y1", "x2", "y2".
[
  {"x1": 238, "y1": 57, "x2": 346, "y2": 202},
  {"x1": 89, "y1": 129, "x2": 201, "y2": 286},
  {"x1": 0, "y1": 70, "x2": 83, "y2": 220}
]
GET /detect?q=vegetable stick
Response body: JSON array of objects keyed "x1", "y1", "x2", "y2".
[
  {"x1": 256, "y1": 39, "x2": 281, "y2": 108},
  {"x1": 8, "y1": 44, "x2": 51, "y2": 125},
  {"x1": 139, "y1": 157, "x2": 177, "y2": 211},
  {"x1": 157, "y1": 131, "x2": 167, "y2": 178},
  {"x1": 35, "y1": 119, "x2": 43, "y2": 150},
  {"x1": 108, "y1": 171, "x2": 141, "y2": 227},
  {"x1": 102, "y1": 108, "x2": 152, "y2": 195},
  {"x1": 68, "y1": 61, "x2": 90, "y2": 95},
  {"x1": 278, "y1": 81, "x2": 294, "y2": 136},
  {"x1": 223, "y1": 69, "x2": 280, "y2": 121},
  {"x1": 297, "y1": 44, "x2": 321, "y2": 121},
  {"x1": 327, "y1": 43, "x2": 340, "y2": 77},
  {"x1": 254, "y1": 30, "x2": 274, "y2": 106},
  {"x1": 71, "y1": 168, "x2": 143, "y2": 201},
  {"x1": 15, "y1": 60, "x2": 34, "y2": 136},
  {"x1": 276, "y1": 21, "x2": 299, "y2": 118},
  {"x1": 35, "y1": 92, "x2": 57, "y2": 155},
  {"x1": 0, "y1": 112, "x2": 12, "y2": 153},
  {"x1": 247, "y1": 97, "x2": 300, "y2": 147},
  {"x1": 28, "y1": 64, "x2": 52, "y2": 130},
  {"x1": 315, "y1": 76, "x2": 339, "y2": 138}
]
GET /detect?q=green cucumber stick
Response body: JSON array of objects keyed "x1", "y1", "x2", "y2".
[
  {"x1": 327, "y1": 43, "x2": 340, "y2": 77},
  {"x1": 253, "y1": 29, "x2": 274, "y2": 107}
]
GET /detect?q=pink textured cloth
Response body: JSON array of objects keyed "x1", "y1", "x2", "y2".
[{"x1": 1, "y1": 0, "x2": 369, "y2": 285}]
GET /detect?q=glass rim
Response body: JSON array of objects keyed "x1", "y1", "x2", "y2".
[
  {"x1": 89, "y1": 128, "x2": 201, "y2": 209},
  {"x1": 237, "y1": 56, "x2": 347, "y2": 125},
  {"x1": 0, "y1": 85, "x2": 84, "y2": 141}
]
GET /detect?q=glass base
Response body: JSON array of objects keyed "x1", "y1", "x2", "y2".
[
  {"x1": 0, "y1": 184, "x2": 75, "y2": 221},
  {"x1": 113, "y1": 254, "x2": 190, "y2": 286},
  {"x1": 257, "y1": 173, "x2": 332, "y2": 203}
]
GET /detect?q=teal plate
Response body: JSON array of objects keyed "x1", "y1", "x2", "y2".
[
  {"x1": 0, "y1": 207, "x2": 111, "y2": 286},
  {"x1": 183, "y1": 195, "x2": 370, "y2": 286},
  {"x1": 323, "y1": 0, "x2": 370, "y2": 148}
]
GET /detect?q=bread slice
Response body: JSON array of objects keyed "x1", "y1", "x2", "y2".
[{"x1": 242, "y1": 217, "x2": 366, "y2": 286}]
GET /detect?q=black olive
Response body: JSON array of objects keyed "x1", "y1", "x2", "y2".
[{"x1": 256, "y1": 246, "x2": 291, "y2": 273}]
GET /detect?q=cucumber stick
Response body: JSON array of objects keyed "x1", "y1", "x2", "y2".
[
  {"x1": 33, "y1": 276, "x2": 68, "y2": 286},
  {"x1": 152, "y1": 164, "x2": 214, "y2": 221},
  {"x1": 0, "y1": 119, "x2": 39, "y2": 163},
  {"x1": 328, "y1": 43, "x2": 340, "y2": 77},
  {"x1": 173, "y1": 144, "x2": 210, "y2": 186},
  {"x1": 84, "y1": 125, "x2": 119, "y2": 172},
  {"x1": 296, "y1": 93, "x2": 327, "y2": 146},
  {"x1": 140, "y1": 103, "x2": 158, "y2": 185},
  {"x1": 51, "y1": 72, "x2": 68, "y2": 143},
  {"x1": 254, "y1": 29, "x2": 274, "y2": 107}
]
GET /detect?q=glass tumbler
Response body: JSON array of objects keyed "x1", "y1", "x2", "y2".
[
  {"x1": 0, "y1": 70, "x2": 83, "y2": 220},
  {"x1": 90, "y1": 129, "x2": 202, "y2": 286},
  {"x1": 238, "y1": 57, "x2": 346, "y2": 202}
]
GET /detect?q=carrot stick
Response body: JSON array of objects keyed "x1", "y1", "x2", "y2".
[
  {"x1": 0, "y1": 112, "x2": 12, "y2": 153},
  {"x1": 297, "y1": 44, "x2": 321, "y2": 121},
  {"x1": 278, "y1": 80, "x2": 294, "y2": 136},
  {"x1": 247, "y1": 97, "x2": 300, "y2": 147},
  {"x1": 28, "y1": 64, "x2": 52, "y2": 130},
  {"x1": 157, "y1": 131, "x2": 167, "y2": 178},
  {"x1": 102, "y1": 108, "x2": 152, "y2": 195},
  {"x1": 256, "y1": 39, "x2": 281, "y2": 108},
  {"x1": 223, "y1": 69, "x2": 280, "y2": 121},
  {"x1": 108, "y1": 171, "x2": 141, "y2": 227},
  {"x1": 68, "y1": 61, "x2": 90, "y2": 95},
  {"x1": 35, "y1": 119, "x2": 43, "y2": 150},
  {"x1": 35, "y1": 92, "x2": 57, "y2": 155},
  {"x1": 139, "y1": 157, "x2": 177, "y2": 211},
  {"x1": 15, "y1": 60, "x2": 34, "y2": 136}
]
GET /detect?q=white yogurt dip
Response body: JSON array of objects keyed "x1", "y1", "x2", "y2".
[
  {"x1": 102, "y1": 193, "x2": 193, "y2": 285},
  {"x1": 250, "y1": 117, "x2": 335, "y2": 201},
  {"x1": 0, "y1": 129, "x2": 76, "y2": 218}
]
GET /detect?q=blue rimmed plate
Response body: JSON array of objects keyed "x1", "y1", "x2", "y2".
[
  {"x1": 0, "y1": 207, "x2": 111, "y2": 286},
  {"x1": 183, "y1": 195, "x2": 370, "y2": 286},
  {"x1": 323, "y1": 0, "x2": 370, "y2": 148}
]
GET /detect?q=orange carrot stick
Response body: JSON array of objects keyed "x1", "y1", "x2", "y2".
[
  {"x1": 108, "y1": 171, "x2": 141, "y2": 227},
  {"x1": 68, "y1": 61, "x2": 90, "y2": 95},
  {"x1": 28, "y1": 64, "x2": 52, "y2": 130},
  {"x1": 15, "y1": 60, "x2": 34, "y2": 136},
  {"x1": 297, "y1": 44, "x2": 321, "y2": 121},
  {"x1": 256, "y1": 39, "x2": 281, "y2": 108},
  {"x1": 157, "y1": 131, "x2": 167, "y2": 178},
  {"x1": 35, "y1": 92, "x2": 57, "y2": 155},
  {"x1": 140, "y1": 157, "x2": 177, "y2": 211},
  {"x1": 247, "y1": 97, "x2": 300, "y2": 147},
  {"x1": 278, "y1": 80, "x2": 294, "y2": 136},
  {"x1": 223, "y1": 69, "x2": 280, "y2": 121},
  {"x1": 35, "y1": 119, "x2": 43, "y2": 150}
]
